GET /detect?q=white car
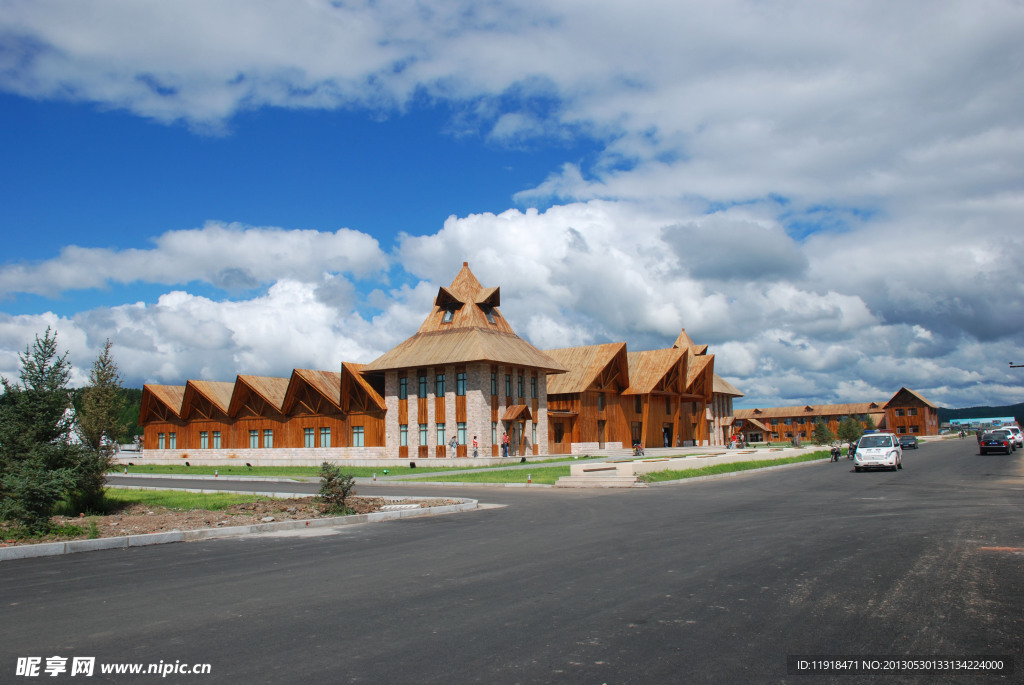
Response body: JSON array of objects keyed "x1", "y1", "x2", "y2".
[
  {"x1": 854, "y1": 432, "x2": 903, "y2": 472},
  {"x1": 1003, "y1": 425, "x2": 1023, "y2": 448}
]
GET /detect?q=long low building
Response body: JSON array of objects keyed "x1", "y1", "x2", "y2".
[
  {"x1": 139, "y1": 263, "x2": 744, "y2": 462},
  {"x1": 732, "y1": 387, "x2": 940, "y2": 443}
]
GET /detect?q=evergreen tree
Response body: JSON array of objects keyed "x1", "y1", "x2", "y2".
[
  {"x1": 75, "y1": 339, "x2": 129, "y2": 510},
  {"x1": 812, "y1": 418, "x2": 835, "y2": 445},
  {"x1": 837, "y1": 416, "x2": 864, "y2": 444},
  {"x1": 0, "y1": 328, "x2": 86, "y2": 531}
]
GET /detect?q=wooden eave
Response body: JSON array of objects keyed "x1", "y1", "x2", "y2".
[
  {"x1": 341, "y1": 362, "x2": 387, "y2": 413},
  {"x1": 362, "y1": 327, "x2": 567, "y2": 374},
  {"x1": 502, "y1": 404, "x2": 533, "y2": 422},
  {"x1": 282, "y1": 369, "x2": 343, "y2": 416},
  {"x1": 229, "y1": 375, "x2": 289, "y2": 418},
  {"x1": 181, "y1": 381, "x2": 234, "y2": 421},
  {"x1": 713, "y1": 374, "x2": 744, "y2": 397},
  {"x1": 543, "y1": 342, "x2": 629, "y2": 395},
  {"x1": 139, "y1": 384, "x2": 185, "y2": 423}
]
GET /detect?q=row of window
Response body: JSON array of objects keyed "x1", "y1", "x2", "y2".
[
  {"x1": 765, "y1": 410, "x2": 920, "y2": 426},
  {"x1": 156, "y1": 427, "x2": 365, "y2": 450},
  {"x1": 397, "y1": 422, "x2": 538, "y2": 447},
  {"x1": 398, "y1": 371, "x2": 539, "y2": 400}
]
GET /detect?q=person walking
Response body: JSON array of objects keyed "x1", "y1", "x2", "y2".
[
  {"x1": 501, "y1": 431, "x2": 509, "y2": 458},
  {"x1": 472, "y1": 435, "x2": 479, "y2": 458}
]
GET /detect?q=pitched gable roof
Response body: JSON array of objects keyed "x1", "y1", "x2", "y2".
[
  {"x1": 544, "y1": 342, "x2": 629, "y2": 395},
  {"x1": 624, "y1": 347, "x2": 685, "y2": 395},
  {"x1": 713, "y1": 374, "x2": 744, "y2": 397},
  {"x1": 362, "y1": 263, "x2": 566, "y2": 373},
  {"x1": 139, "y1": 384, "x2": 186, "y2": 423},
  {"x1": 884, "y1": 387, "x2": 938, "y2": 409}
]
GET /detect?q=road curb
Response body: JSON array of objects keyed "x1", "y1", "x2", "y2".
[{"x1": 0, "y1": 498, "x2": 478, "y2": 562}]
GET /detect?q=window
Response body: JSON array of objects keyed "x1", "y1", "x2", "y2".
[
  {"x1": 157, "y1": 433, "x2": 165, "y2": 450},
  {"x1": 263, "y1": 429, "x2": 273, "y2": 448},
  {"x1": 490, "y1": 372, "x2": 497, "y2": 396},
  {"x1": 482, "y1": 305, "x2": 496, "y2": 324},
  {"x1": 400, "y1": 424, "x2": 408, "y2": 447},
  {"x1": 517, "y1": 374, "x2": 524, "y2": 398},
  {"x1": 456, "y1": 372, "x2": 466, "y2": 396},
  {"x1": 418, "y1": 373, "x2": 428, "y2": 398},
  {"x1": 785, "y1": 432, "x2": 793, "y2": 438},
  {"x1": 909, "y1": 408, "x2": 918, "y2": 416},
  {"x1": 212, "y1": 431, "x2": 221, "y2": 449},
  {"x1": 771, "y1": 433, "x2": 779, "y2": 440},
  {"x1": 399, "y1": 377, "x2": 408, "y2": 400},
  {"x1": 910, "y1": 425, "x2": 919, "y2": 433},
  {"x1": 898, "y1": 426, "x2": 907, "y2": 434},
  {"x1": 168, "y1": 432, "x2": 176, "y2": 449},
  {"x1": 320, "y1": 427, "x2": 331, "y2": 447},
  {"x1": 505, "y1": 374, "x2": 512, "y2": 397},
  {"x1": 304, "y1": 428, "x2": 315, "y2": 448},
  {"x1": 532, "y1": 424, "x2": 537, "y2": 447},
  {"x1": 635, "y1": 396, "x2": 642, "y2": 414},
  {"x1": 442, "y1": 307, "x2": 455, "y2": 323},
  {"x1": 895, "y1": 408, "x2": 905, "y2": 417},
  {"x1": 784, "y1": 418, "x2": 792, "y2": 425},
  {"x1": 531, "y1": 376, "x2": 537, "y2": 399},
  {"x1": 492, "y1": 422, "x2": 497, "y2": 444},
  {"x1": 200, "y1": 431, "x2": 208, "y2": 449},
  {"x1": 436, "y1": 373, "x2": 445, "y2": 397},
  {"x1": 597, "y1": 393, "x2": 606, "y2": 411},
  {"x1": 437, "y1": 423, "x2": 446, "y2": 446},
  {"x1": 352, "y1": 426, "x2": 364, "y2": 447},
  {"x1": 458, "y1": 422, "x2": 467, "y2": 445},
  {"x1": 419, "y1": 423, "x2": 428, "y2": 446},
  {"x1": 249, "y1": 430, "x2": 259, "y2": 449}
]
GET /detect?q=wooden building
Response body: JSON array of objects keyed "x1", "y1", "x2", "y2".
[
  {"x1": 139, "y1": 364, "x2": 386, "y2": 458},
  {"x1": 732, "y1": 386, "x2": 940, "y2": 442},
  {"x1": 361, "y1": 263, "x2": 566, "y2": 458},
  {"x1": 543, "y1": 329, "x2": 735, "y2": 453}
]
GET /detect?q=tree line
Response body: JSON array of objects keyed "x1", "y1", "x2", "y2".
[{"x1": 0, "y1": 329, "x2": 132, "y2": 532}]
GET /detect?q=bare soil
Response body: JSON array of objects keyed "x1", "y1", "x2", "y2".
[{"x1": 0, "y1": 496, "x2": 461, "y2": 546}]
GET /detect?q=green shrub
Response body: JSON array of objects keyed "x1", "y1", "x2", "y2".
[{"x1": 316, "y1": 461, "x2": 356, "y2": 515}]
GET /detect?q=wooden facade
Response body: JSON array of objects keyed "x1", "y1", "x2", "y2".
[
  {"x1": 732, "y1": 386, "x2": 940, "y2": 442},
  {"x1": 140, "y1": 364, "x2": 386, "y2": 454},
  {"x1": 544, "y1": 329, "x2": 726, "y2": 452}
]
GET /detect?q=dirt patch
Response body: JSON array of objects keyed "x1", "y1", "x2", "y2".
[{"x1": 0, "y1": 497, "x2": 463, "y2": 546}]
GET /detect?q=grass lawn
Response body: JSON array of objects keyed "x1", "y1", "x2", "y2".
[
  {"x1": 99, "y1": 489, "x2": 273, "y2": 511},
  {"x1": 112, "y1": 455, "x2": 602, "y2": 479},
  {"x1": 638, "y1": 450, "x2": 829, "y2": 483},
  {"x1": 413, "y1": 466, "x2": 572, "y2": 485}
]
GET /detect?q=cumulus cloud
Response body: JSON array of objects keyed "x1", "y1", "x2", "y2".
[
  {"x1": 1, "y1": 0, "x2": 1022, "y2": 408},
  {"x1": 0, "y1": 222, "x2": 388, "y2": 298}
]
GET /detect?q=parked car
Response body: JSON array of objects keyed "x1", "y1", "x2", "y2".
[
  {"x1": 979, "y1": 431, "x2": 1014, "y2": 455},
  {"x1": 898, "y1": 434, "x2": 919, "y2": 449},
  {"x1": 1003, "y1": 425, "x2": 1023, "y2": 448},
  {"x1": 854, "y1": 432, "x2": 902, "y2": 472}
]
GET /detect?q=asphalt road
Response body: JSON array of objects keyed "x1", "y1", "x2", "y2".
[{"x1": 2, "y1": 439, "x2": 1021, "y2": 684}]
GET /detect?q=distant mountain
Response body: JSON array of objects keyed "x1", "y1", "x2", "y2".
[{"x1": 938, "y1": 404, "x2": 1023, "y2": 425}]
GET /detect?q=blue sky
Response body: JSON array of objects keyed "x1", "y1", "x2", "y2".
[{"x1": 1, "y1": 0, "x2": 1022, "y2": 410}]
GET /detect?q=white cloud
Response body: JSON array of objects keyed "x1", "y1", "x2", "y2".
[{"x1": 0, "y1": 222, "x2": 388, "y2": 298}]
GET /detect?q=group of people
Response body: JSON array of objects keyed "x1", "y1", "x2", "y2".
[{"x1": 446, "y1": 432, "x2": 515, "y2": 458}]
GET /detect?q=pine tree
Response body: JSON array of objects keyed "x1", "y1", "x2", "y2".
[
  {"x1": 812, "y1": 418, "x2": 835, "y2": 445},
  {"x1": 75, "y1": 339, "x2": 129, "y2": 510},
  {"x1": 0, "y1": 328, "x2": 85, "y2": 531}
]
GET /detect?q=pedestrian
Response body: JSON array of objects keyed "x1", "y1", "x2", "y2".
[
  {"x1": 472, "y1": 435, "x2": 479, "y2": 458},
  {"x1": 449, "y1": 435, "x2": 458, "y2": 455},
  {"x1": 501, "y1": 431, "x2": 509, "y2": 458}
]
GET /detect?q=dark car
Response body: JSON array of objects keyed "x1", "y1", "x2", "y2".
[
  {"x1": 898, "y1": 435, "x2": 919, "y2": 449},
  {"x1": 979, "y1": 431, "x2": 1013, "y2": 455}
]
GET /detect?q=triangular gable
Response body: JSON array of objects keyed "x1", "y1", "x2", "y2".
[
  {"x1": 139, "y1": 384, "x2": 185, "y2": 423},
  {"x1": 624, "y1": 347, "x2": 685, "y2": 395},
  {"x1": 884, "y1": 387, "x2": 937, "y2": 409},
  {"x1": 341, "y1": 362, "x2": 386, "y2": 413},
  {"x1": 673, "y1": 329, "x2": 695, "y2": 349},
  {"x1": 229, "y1": 375, "x2": 289, "y2": 418},
  {"x1": 544, "y1": 342, "x2": 629, "y2": 395},
  {"x1": 180, "y1": 380, "x2": 234, "y2": 420},
  {"x1": 685, "y1": 353, "x2": 714, "y2": 400},
  {"x1": 713, "y1": 374, "x2": 744, "y2": 397},
  {"x1": 283, "y1": 369, "x2": 343, "y2": 415}
]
